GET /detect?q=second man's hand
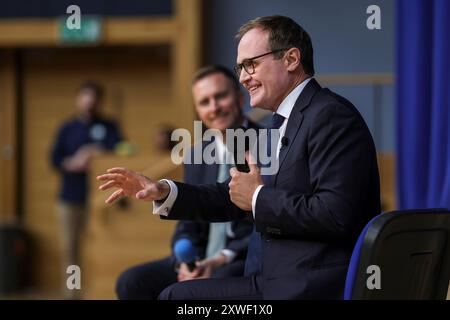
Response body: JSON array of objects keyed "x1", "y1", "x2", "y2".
[
  {"x1": 96, "y1": 167, "x2": 170, "y2": 204},
  {"x1": 177, "y1": 254, "x2": 229, "y2": 282}
]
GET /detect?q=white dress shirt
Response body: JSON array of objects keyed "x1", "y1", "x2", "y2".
[{"x1": 251, "y1": 78, "x2": 312, "y2": 216}]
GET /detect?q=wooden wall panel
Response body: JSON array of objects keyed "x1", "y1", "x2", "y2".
[
  {"x1": 171, "y1": 0, "x2": 202, "y2": 134},
  {"x1": 378, "y1": 152, "x2": 396, "y2": 212},
  {"x1": 0, "y1": 50, "x2": 17, "y2": 222},
  {"x1": 22, "y1": 46, "x2": 184, "y2": 294},
  {"x1": 0, "y1": 18, "x2": 176, "y2": 47}
]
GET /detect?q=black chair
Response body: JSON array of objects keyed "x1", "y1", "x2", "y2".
[{"x1": 344, "y1": 208, "x2": 450, "y2": 299}]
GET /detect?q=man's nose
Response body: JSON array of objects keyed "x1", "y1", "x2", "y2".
[
  {"x1": 239, "y1": 68, "x2": 251, "y2": 84},
  {"x1": 210, "y1": 99, "x2": 221, "y2": 112}
]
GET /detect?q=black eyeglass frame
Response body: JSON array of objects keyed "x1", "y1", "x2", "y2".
[{"x1": 234, "y1": 48, "x2": 290, "y2": 77}]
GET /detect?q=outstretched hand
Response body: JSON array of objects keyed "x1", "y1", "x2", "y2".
[{"x1": 96, "y1": 167, "x2": 170, "y2": 204}]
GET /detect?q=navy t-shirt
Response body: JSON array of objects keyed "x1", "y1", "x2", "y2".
[{"x1": 50, "y1": 116, "x2": 122, "y2": 204}]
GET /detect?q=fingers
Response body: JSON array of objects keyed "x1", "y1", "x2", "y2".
[
  {"x1": 98, "y1": 180, "x2": 119, "y2": 191},
  {"x1": 229, "y1": 153, "x2": 259, "y2": 178},
  {"x1": 245, "y1": 152, "x2": 259, "y2": 173},
  {"x1": 191, "y1": 267, "x2": 202, "y2": 277},
  {"x1": 195, "y1": 258, "x2": 209, "y2": 269},
  {"x1": 96, "y1": 173, "x2": 126, "y2": 183},
  {"x1": 107, "y1": 167, "x2": 139, "y2": 179},
  {"x1": 105, "y1": 189, "x2": 124, "y2": 204},
  {"x1": 180, "y1": 263, "x2": 202, "y2": 278},
  {"x1": 229, "y1": 167, "x2": 238, "y2": 178},
  {"x1": 105, "y1": 167, "x2": 153, "y2": 185}
]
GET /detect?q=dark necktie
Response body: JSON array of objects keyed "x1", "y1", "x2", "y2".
[
  {"x1": 244, "y1": 113, "x2": 285, "y2": 277},
  {"x1": 270, "y1": 113, "x2": 286, "y2": 130}
]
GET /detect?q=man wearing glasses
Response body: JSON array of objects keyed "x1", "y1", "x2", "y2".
[{"x1": 98, "y1": 15, "x2": 380, "y2": 299}]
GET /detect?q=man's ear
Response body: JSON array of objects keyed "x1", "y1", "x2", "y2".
[{"x1": 285, "y1": 47, "x2": 301, "y2": 72}]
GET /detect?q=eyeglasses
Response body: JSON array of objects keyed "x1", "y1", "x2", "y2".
[{"x1": 234, "y1": 48, "x2": 289, "y2": 77}]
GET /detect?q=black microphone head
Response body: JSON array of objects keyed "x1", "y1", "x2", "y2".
[
  {"x1": 232, "y1": 126, "x2": 250, "y2": 173},
  {"x1": 281, "y1": 136, "x2": 289, "y2": 147}
]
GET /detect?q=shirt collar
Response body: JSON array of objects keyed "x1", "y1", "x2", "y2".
[{"x1": 275, "y1": 77, "x2": 312, "y2": 119}]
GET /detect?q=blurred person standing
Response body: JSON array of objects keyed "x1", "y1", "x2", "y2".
[{"x1": 50, "y1": 82, "x2": 122, "y2": 297}]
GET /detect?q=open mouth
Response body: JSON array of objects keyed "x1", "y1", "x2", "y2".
[{"x1": 248, "y1": 85, "x2": 260, "y2": 94}]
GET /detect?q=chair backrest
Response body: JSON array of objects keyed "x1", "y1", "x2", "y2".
[{"x1": 344, "y1": 208, "x2": 450, "y2": 300}]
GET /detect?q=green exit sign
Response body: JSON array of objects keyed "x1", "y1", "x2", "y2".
[{"x1": 58, "y1": 16, "x2": 102, "y2": 44}]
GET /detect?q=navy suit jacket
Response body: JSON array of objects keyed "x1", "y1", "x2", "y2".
[
  {"x1": 170, "y1": 121, "x2": 259, "y2": 261},
  {"x1": 165, "y1": 79, "x2": 381, "y2": 299}
]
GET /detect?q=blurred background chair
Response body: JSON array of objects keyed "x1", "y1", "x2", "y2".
[{"x1": 344, "y1": 208, "x2": 450, "y2": 300}]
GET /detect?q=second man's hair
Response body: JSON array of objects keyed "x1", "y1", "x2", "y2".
[{"x1": 192, "y1": 65, "x2": 241, "y2": 92}]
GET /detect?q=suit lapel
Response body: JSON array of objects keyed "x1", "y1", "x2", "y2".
[{"x1": 277, "y1": 79, "x2": 322, "y2": 176}]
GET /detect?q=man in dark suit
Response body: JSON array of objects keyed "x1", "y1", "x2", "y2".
[
  {"x1": 115, "y1": 65, "x2": 255, "y2": 299},
  {"x1": 98, "y1": 15, "x2": 380, "y2": 299}
]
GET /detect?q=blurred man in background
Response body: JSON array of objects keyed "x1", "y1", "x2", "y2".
[
  {"x1": 50, "y1": 82, "x2": 122, "y2": 298},
  {"x1": 115, "y1": 65, "x2": 257, "y2": 300}
]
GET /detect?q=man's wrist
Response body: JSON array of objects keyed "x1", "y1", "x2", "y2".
[
  {"x1": 152, "y1": 179, "x2": 178, "y2": 216},
  {"x1": 157, "y1": 180, "x2": 171, "y2": 202}
]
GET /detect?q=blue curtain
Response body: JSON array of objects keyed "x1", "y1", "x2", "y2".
[{"x1": 396, "y1": 0, "x2": 450, "y2": 209}]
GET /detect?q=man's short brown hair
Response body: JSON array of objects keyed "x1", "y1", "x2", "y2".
[{"x1": 236, "y1": 15, "x2": 315, "y2": 76}]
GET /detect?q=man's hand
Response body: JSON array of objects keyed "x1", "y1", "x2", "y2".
[
  {"x1": 177, "y1": 254, "x2": 229, "y2": 282},
  {"x1": 229, "y1": 153, "x2": 263, "y2": 211},
  {"x1": 96, "y1": 167, "x2": 170, "y2": 204},
  {"x1": 194, "y1": 253, "x2": 229, "y2": 279},
  {"x1": 177, "y1": 263, "x2": 202, "y2": 282}
]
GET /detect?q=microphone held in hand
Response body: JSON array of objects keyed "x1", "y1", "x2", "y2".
[
  {"x1": 233, "y1": 126, "x2": 250, "y2": 173},
  {"x1": 173, "y1": 238, "x2": 198, "y2": 271}
]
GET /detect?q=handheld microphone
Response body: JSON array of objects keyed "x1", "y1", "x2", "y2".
[
  {"x1": 173, "y1": 238, "x2": 197, "y2": 271},
  {"x1": 233, "y1": 126, "x2": 250, "y2": 173}
]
